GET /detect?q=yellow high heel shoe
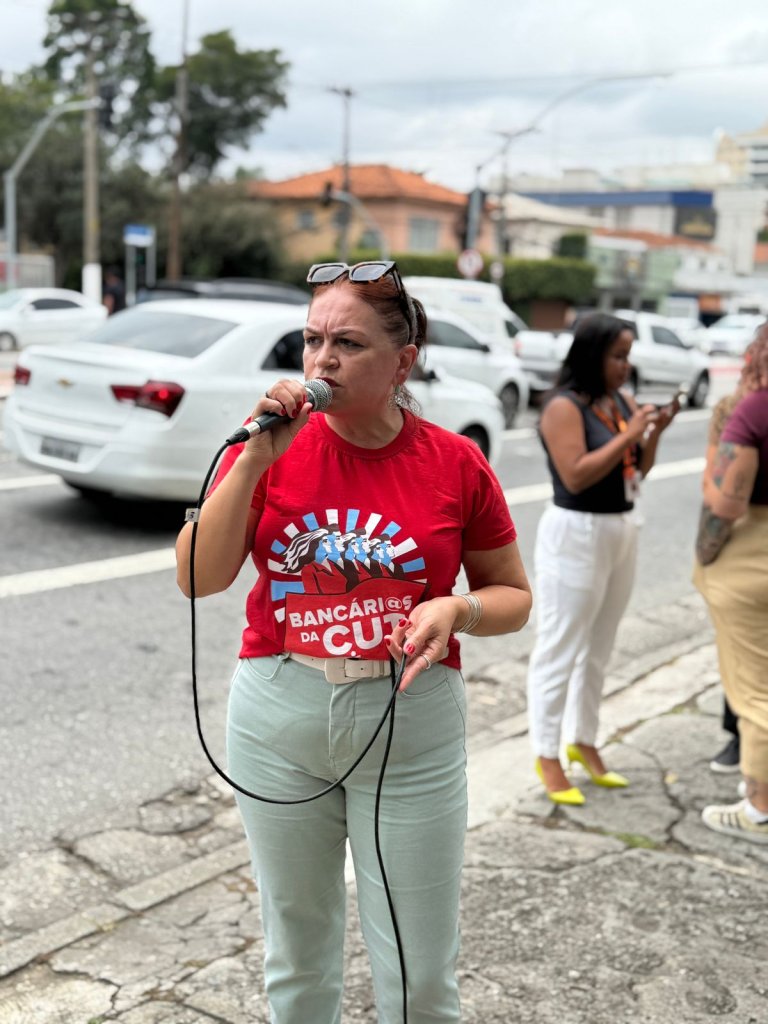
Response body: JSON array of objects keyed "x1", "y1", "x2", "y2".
[
  {"x1": 535, "y1": 758, "x2": 585, "y2": 806},
  {"x1": 566, "y1": 744, "x2": 630, "y2": 788}
]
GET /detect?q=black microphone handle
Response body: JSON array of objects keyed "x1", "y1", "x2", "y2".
[
  {"x1": 224, "y1": 379, "x2": 332, "y2": 446},
  {"x1": 226, "y1": 411, "x2": 286, "y2": 445}
]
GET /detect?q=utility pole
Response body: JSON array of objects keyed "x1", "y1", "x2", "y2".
[
  {"x1": 167, "y1": 0, "x2": 191, "y2": 280},
  {"x1": 329, "y1": 86, "x2": 355, "y2": 263},
  {"x1": 82, "y1": 48, "x2": 101, "y2": 302}
]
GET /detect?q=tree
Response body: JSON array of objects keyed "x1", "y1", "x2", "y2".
[
  {"x1": 178, "y1": 181, "x2": 285, "y2": 279},
  {"x1": 154, "y1": 31, "x2": 289, "y2": 177},
  {"x1": 42, "y1": 0, "x2": 155, "y2": 148}
]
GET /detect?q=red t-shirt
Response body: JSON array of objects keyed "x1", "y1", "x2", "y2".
[
  {"x1": 721, "y1": 389, "x2": 768, "y2": 505},
  {"x1": 209, "y1": 411, "x2": 517, "y2": 669}
]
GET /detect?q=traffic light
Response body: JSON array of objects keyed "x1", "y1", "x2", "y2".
[
  {"x1": 98, "y1": 81, "x2": 117, "y2": 131},
  {"x1": 463, "y1": 187, "x2": 486, "y2": 249},
  {"x1": 320, "y1": 181, "x2": 334, "y2": 207}
]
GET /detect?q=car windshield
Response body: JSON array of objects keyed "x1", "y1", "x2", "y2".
[
  {"x1": 0, "y1": 290, "x2": 25, "y2": 309},
  {"x1": 85, "y1": 309, "x2": 236, "y2": 357}
]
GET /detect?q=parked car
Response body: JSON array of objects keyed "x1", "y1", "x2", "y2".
[
  {"x1": 403, "y1": 276, "x2": 528, "y2": 339},
  {"x1": 422, "y1": 307, "x2": 530, "y2": 427},
  {"x1": 610, "y1": 310, "x2": 711, "y2": 406},
  {"x1": 0, "y1": 288, "x2": 107, "y2": 351},
  {"x1": 512, "y1": 328, "x2": 572, "y2": 393},
  {"x1": 4, "y1": 299, "x2": 505, "y2": 502},
  {"x1": 695, "y1": 313, "x2": 765, "y2": 356},
  {"x1": 136, "y1": 278, "x2": 310, "y2": 305},
  {"x1": 403, "y1": 275, "x2": 562, "y2": 403}
]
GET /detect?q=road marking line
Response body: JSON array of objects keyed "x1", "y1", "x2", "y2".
[
  {"x1": 0, "y1": 457, "x2": 710, "y2": 597},
  {"x1": 0, "y1": 549, "x2": 177, "y2": 598},
  {"x1": 501, "y1": 427, "x2": 536, "y2": 441},
  {"x1": 503, "y1": 456, "x2": 705, "y2": 507},
  {"x1": 0, "y1": 475, "x2": 60, "y2": 491}
]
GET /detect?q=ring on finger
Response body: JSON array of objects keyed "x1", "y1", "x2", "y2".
[{"x1": 420, "y1": 654, "x2": 432, "y2": 670}]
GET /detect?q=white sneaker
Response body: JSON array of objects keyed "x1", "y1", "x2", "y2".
[
  {"x1": 737, "y1": 779, "x2": 747, "y2": 799},
  {"x1": 701, "y1": 800, "x2": 768, "y2": 845}
]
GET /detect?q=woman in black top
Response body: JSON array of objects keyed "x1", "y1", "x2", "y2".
[{"x1": 527, "y1": 313, "x2": 679, "y2": 804}]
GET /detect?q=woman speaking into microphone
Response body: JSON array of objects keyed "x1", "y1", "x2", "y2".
[{"x1": 175, "y1": 260, "x2": 531, "y2": 1023}]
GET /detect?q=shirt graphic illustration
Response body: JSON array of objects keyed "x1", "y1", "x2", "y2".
[{"x1": 267, "y1": 509, "x2": 426, "y2": 659}]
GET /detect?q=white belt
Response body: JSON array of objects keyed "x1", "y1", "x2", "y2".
[{"x1": 286, "y1": 651, "x2": 391, "y2": 684}]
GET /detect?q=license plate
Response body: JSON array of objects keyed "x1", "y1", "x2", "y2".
[{"x1": 40, "y1": 436, "x2": 81, "y2": 462}]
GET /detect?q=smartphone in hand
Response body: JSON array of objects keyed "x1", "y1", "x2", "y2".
[{"x1": 655, "y1": 387, "x2": 686, "y2": 410}]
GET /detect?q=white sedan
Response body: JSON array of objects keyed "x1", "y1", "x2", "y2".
[
  {"x1": 695, "y1": 313, "x2": 765, "y2": 356},
  {"x1": 4, "y1": 299, "x2": 505, "y2": 502},
  {"x1": 0, "y1": 288, "x2": 107, "y2": 351}
]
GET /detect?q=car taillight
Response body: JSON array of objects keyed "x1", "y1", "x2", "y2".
[
  {"x1": 14, "y1": 365, "x2": 31, "y2": 386},
  {"x1": 110, "y1": 380, "x2": 185, "y2": 417}
]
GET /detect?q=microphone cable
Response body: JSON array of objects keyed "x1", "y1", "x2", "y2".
[{"x1": 185, "y1": 440, "x2": 409, "y2": 1022}]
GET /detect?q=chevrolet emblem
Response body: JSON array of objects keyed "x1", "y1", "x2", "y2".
[{"x1": 56, "y1": 378, "x2": 74, "y2": 388}]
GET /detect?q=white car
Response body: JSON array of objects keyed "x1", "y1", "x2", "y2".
[
  {"x1": 611, "y1": 310, "x2": 711, "y2": 407},
  {"x1": 696, "y1": 313, "x2": 765, "y2": 356},
  {"x1": 4, "y1": 299, "x2": 505, "y2": 501},
  {"x1": 0, "y1": 288, "x2": 107, "y2": 351},
  {"x1": 421, "y1": 307, "x2": 530, "y2": 427},
  {"x1": 549, "y1": 310, "x2": 711, "y2": 407}
]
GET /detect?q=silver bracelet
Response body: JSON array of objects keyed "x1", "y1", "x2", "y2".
[{"x1": 456, "y1": 592, "x2": 482, "y2": 634}]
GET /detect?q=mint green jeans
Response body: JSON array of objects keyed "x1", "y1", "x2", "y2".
[{"x1": 227, "y1": 654, "x2": 468, "y2": 1023}]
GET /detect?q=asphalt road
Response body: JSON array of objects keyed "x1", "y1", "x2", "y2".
[{"x1": 0, "y1": 372, "x2": 736, "y2": 861}]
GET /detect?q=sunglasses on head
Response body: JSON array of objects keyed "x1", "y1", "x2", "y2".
[{"x1": 306, "y1": 261, "x2": 417, "y2": 342}]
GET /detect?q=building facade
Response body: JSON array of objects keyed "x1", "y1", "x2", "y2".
[{"x1": 247, "y1": 164, "x2": 496, "y2": 264}]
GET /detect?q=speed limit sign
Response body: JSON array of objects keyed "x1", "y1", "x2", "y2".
[{"x1": 457, "y1": 248, "x2": 484, "y2": 279}]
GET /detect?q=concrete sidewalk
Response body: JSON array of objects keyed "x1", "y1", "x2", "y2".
[{"x1": 2, "y1": 635, "x2": 767, "y2": 1024}]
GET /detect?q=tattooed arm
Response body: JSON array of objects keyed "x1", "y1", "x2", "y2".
[{"x1": 695, "y1": 441, "x2": 759, "y2": 565}]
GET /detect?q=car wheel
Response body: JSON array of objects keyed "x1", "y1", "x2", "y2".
[
  {"x1": 460, "y1": 426, "x2": 490, "y2": 459},
  {"x1": 688, "y1": 372, "x2": 710, "y2": 408},
  {"x1": 499, "y1": 383, "x2": 520, "y2": 428},
  {"x1": 0, "y1": 331, "x2": 17, "y2": 352}
]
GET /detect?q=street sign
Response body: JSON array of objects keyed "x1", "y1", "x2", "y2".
[
  {"x1": 123, "y1": 224, "x2": 155, "y2": 248},
  {"x1": 457, "y1": 247, "x2": 484, "y2": 280}
]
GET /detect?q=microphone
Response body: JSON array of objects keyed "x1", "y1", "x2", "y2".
[{"x1": 225, "y1": 379, "x2": 333, "y2": 445}]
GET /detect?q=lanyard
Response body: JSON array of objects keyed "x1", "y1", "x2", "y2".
[{"x1": 591, "y1": 397, "x2": 636, "y2": 479}]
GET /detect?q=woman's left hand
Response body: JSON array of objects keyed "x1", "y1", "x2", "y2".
[{"x1": 384, "y1": 597, "x2": 456, "y2": 691}]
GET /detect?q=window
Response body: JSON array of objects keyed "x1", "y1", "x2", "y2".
[
  {"x1": 296, "y1": 209, "x2": 316, "y2": 230},
  {"x1": 358, "y1": 229, "x2": 382, "y2": 249},
  {"x1": 428, "y1": 320, "x2": 486, "y2": 350},
  {"x1": 261, "y1": 330, "x2": 305, "y2": 370},
  {"x1": 86, "y1": 309, "x2": 236, "y2": 357},
  {"x1": 31, "y1": 298, "x2": 80, "y2": 310},
  {"x1": 651, "y1": 325, "x2": 685, "y2": 348},
  {"x1": 408, "y1": 217, "x2": 440, "y2": 252}
]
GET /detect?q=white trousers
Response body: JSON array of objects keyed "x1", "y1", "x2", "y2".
[{"x1": 527, "y1": 504, "x2": 639, "y2": 760}]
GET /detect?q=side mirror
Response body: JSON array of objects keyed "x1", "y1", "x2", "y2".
[
  {"x1": 422, "y1": 368, "x2": 439, "y2": 382},
  {"x1": 478, "y1": 342, "x2": 491, "y2": 354}
]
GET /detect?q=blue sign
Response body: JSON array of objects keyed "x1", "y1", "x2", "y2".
[{"x1": 123, "y1": 224, "x2": 155, "y2": 248}]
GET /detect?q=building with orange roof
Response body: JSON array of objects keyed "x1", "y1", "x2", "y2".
[{"x1": 247, "y1": 164, "x2": 496, "y2": 263}]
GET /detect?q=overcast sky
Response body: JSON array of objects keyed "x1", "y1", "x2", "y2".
[{"x1": 4, "y1": 0, "x2": 768, "y2": 192}]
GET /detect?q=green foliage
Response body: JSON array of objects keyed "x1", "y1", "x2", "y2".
[
  {"x1": 153, "y1": 31, "x2": 289, "y2": 177},
  {"x1": 43, "y1": 0, "x2": 156, "y2": 148},
  {"x1": 280, "y1": 250, "x2": 595, "y2": 306},
  {"x1": 178, "y1": 182, "x2": 285, "y2": 279},
  {"x1": 556, "y1": 232, "x2": 588, "y2": 259}
]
